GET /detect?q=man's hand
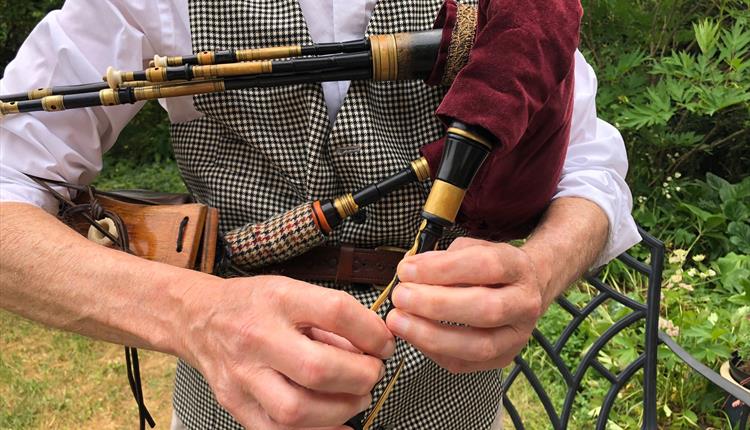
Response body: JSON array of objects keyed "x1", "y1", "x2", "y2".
[
  {"x1": 387, "y1": 239, "x2": 545, "y2": 373},
  {"x1": 177, "y1": 275, "x2": 395, "y2": 429},
  {"x1": 0, "y1": 203, "x2": 395, "y2": 430},
  {"x1": 386, "y1": 197, "x2": 609, "y2": 373}
]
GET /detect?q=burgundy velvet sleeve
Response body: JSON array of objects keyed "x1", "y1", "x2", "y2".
[
  {"x1": 420, "y1": 0, "x2": 582, "y2": 240},
  {"x1": 436, "y1": 0, "x2": 582, "y2": 152}
]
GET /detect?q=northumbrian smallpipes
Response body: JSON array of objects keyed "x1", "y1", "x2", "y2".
[{"x1": 1, "y1": 0, "x2": 583, "y2": 428}]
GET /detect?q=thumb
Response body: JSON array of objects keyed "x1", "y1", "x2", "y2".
[{"x1": 447, "y1": 236, "x2": 495, "y2": 252}]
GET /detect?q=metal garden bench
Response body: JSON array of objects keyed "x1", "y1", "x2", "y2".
[{"x1": 501, "y1": 227, "x2": 750, "y2": 429}]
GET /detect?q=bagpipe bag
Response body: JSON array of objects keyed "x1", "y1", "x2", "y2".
[{"x1": 422, "y1": 0, "x2": 582, "y2": 240}]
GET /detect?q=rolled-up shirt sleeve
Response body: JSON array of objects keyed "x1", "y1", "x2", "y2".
[
  {"x1": 0, "y1": 0, "x2": 180, "y2": 213},
  {"x1": 555, "y1": 51, "x2": 641, "y2": 266}
]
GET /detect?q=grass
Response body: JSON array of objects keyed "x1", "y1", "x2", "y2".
[{"x1": 0, "y1": 310, "x2": 175, "y2": 430}]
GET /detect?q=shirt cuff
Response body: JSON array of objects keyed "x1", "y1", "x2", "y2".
[{"x1": 553, "y1": 169, "x2": 641, "y2": 267}]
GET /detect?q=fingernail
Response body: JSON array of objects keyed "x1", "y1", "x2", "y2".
[
  {"x1": 398, "y1": 262, "x2": 416, "y2": 281},
  {"x1": 380, "y1": 338, "x2": 396, "y2": 359},
  {"x1": 378, "y1": 365, "x2": 386, "y2": 382},
  {"x1": 393, "y1": 285, "x2": 412, "y2": 308},
  {"x1": 388, "y1": 312, "x2": 410, "y2": 336}
]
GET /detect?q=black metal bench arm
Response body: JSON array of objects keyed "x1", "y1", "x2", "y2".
[{"x1": 500, "y1": 226, "x2": 749, "y2": 429}]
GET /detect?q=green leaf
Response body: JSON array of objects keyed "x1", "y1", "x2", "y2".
[
  {"x1": 723, "y1": 200, "x2": 749, "y2": 222},
  {"x1": 728, "y1": 221, "x2": 750, "y2": 253},
  {"x1": 683, "y1": 326, "x2": 712, "y2": 339},
  {"x1": 715, "y1": 253, "x2": 750, "y2": 294},
  {"x1": 673, "y1": 228, "x2": 697, "y2": 246},
  {"x1": 694, "y1": 19, "x2": 721, "y2": 56},
  {"x1": 719, "y1": 19, "x2": 750, "y2": 65},
  {"x1": 736, "y1": 177, "x2": 750, "y2": 200},
  {"x1": 680, "y1": 202, "x2": 726, "y2": 228},
  {"x1": 706, "y1": 173, "x2": 737, "y2": 202},
  {"x1": 681, "y1": 409, "x2": 698, "y2": 425}
]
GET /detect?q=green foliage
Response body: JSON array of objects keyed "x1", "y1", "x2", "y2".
[
  {"x1": 105, "y1": 103, "x2": 174, "y2": 165},
  {"x1": 95, "y1": 158, "x2": 186, "y2": 194},
  {"x1": 0, "y1": 0, "x2": 64, "y2": 77},
  {"x1": 584, "y1": 0, "x2": 750, "y2": 189},
  {"x1": 578, "y1": 5, "x2": 750, "y2": 422},
  {"x1": 635, "y1": 173, "x2": 750, "y2": 259}
]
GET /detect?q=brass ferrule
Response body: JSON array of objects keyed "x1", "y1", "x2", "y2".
[
  {"x1": 120, "y1": 81, "x2": 151, "y2": 88},
  {"x1": 0, "y1": 100, "x2": 21, "y2": 116},
  {"x1": 447, "y1": 127, "x2": 493, "y2": 150},
  {"x1": 370, "y1": 34, "x2": 398, "y2": 81},
  {"x1": 99, "y1": 89, "x2": 120, "y2": 106},
  {"x1": 197, "y1": 51, "x2": 216, "y2": 65},
  {"x1": 237, "y1": 45, "x2": 302, "y2": 61},
  {"x1": 28, "y1": 87, "x2": 53, "y2": 100},
  {"x1": 192, "y1": 61, "x2": 273, "y2": 79},
  {"x1": 333, "y1": 193, "x2": 359, "y2": 220},
  {"x1": 145, "y1": 67, "x2": 169, "y2": 82},
  {"x1": 422, "y1": 180, "x2": 466, "y2": 224},
  {"x1": 41, "y1": 95, "x2": 65, "y2": 112},
  {"x1": 167, "y1": 56, "x2": 183, "y2": 66},
  {"x1": 133, "y1": 80, "x2": 226, "y2": 101},
  {"x1": 410, "y1": 157, "x2": 431, "y2": 182}
]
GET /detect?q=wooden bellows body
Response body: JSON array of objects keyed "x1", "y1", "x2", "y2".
[{"x1": 71, "y1": 193, "x2": 219, "y2": 273}]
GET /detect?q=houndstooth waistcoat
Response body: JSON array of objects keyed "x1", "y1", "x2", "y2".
[{"x1": 170, "y1": 1, "x2": 502, "y2": 428}]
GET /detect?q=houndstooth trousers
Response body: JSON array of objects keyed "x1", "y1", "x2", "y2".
[{"x1": 170, "y1": 1, "x2": 503, "y2": 428}]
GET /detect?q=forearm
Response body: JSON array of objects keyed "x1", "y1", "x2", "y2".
[
  {"x1": 520, "y1": 196, "x2": 609, "y2": 310},
  {"x1": 0, "y1": 202, "x2": 213, "y2": 355}
]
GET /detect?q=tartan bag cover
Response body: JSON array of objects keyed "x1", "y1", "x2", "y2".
[{"x1": 170, "y1": 0, "x2": 502, "y2": 428}]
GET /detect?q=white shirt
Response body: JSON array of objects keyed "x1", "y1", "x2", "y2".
[{"x1": 0, "y1": 0, "x2": 640, "y2": 265}]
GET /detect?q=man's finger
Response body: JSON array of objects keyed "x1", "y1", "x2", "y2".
[
  {"x1": 386, "y1": 309, "x2": 527, "y2": 363},
  {"x1": 248, "y1": 367, "x2": 372, "y2": 428},
  {"x1": 305, "y1": 327, "x2": 362, "y2": 354},
  {"x1": 229, "y1": 399, "x2": 352, "y2": 430},
  {"x1": 263, "y1": 329, "x2": 384, "y2": 395},
  {"x1": 391, "y1": 282, "x2": 541, "y2": 328},
  {"x1": 283, "y1": 280, "x2": 395, "y2": 359},
  {"x1": 396, "y1": 245, "x2": 525, "y2": 286}
]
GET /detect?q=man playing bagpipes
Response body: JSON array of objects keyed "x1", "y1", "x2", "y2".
[{"x1": 0, "y1": 0, "x2": 640, "y2": 429}]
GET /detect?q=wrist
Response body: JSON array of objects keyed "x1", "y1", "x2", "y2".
[
  {"x1": 519, "y1": 242, "x2": 556, "y2": 311},
  {"x1": 156, "y1": 267, "x2": 223, "y2": 362}
]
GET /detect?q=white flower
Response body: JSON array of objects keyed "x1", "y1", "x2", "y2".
[
  {"x1": 663, "y1": 182, "x2": 669, "y2": 188},
  {"x1": 670, "y1": 273, "x2": 683, "y2": 283},
  {"x1": 678, "y1": 283, "x2": 694, "y2": 292},
  {"x1": 675, "y1": 172, "x2": 682, "y2": 178},
  {"x1": 699, "y1": 272, "x2": 708, "y2": 279},
  {"x1": 675, "y1": 186, "x2": 681, "y2": 192},
  {"x1": 707, "y1": 269, "x2": 716, "y2": 277},
  {"x1": 687, "y1": 268, "x2": 698, "y2": 277},
  {"x1": 666, "y1": 193, "x2": 672, "y2": 199},
  {"x1": 659, "y1": 317, "x2": 680, "y2": 337},
  {"x1": 692, "y1": 254, "x2": 705, "y2": 262}
]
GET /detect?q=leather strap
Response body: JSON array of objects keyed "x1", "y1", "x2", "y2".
[{"x1": 258, "y1": 245, "x2": 405, "y2": 286}]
